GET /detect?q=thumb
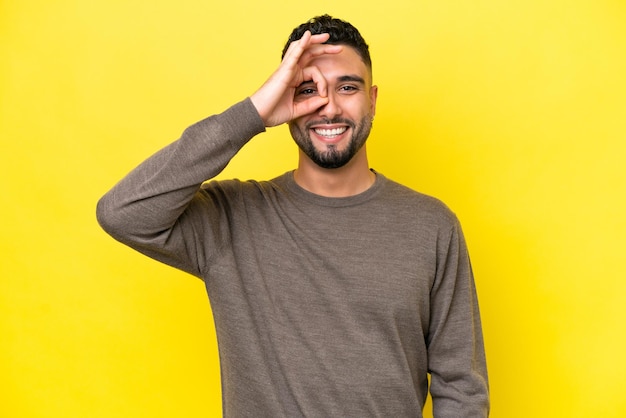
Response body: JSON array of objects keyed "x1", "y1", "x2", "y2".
[{"x1": 292, "y1": 96, "x2": 328, "y2": 120}]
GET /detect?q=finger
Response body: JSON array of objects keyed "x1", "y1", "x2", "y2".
[
  {"x1": 289, "y1": 31, "x2": 329, "y2": 53},
  {"x1": 308, "y1": 32, "x2": 330, "y2": 44},
  {"x1": 291, "y1": 65, "x2": 330, "y2": 118},
  {"x1": 282, "y1": 30, "x2": 313, "y2": 65},
  {"x1": 293, "y1": 96, "x2": 329, "y2": 119},
  {"x1": 283, "y1": 32, "x2": 341, "y2": 66},
  {"x1": 298, "y1": 43, "x2": 343, "y2": 67},
  {"x1": 301, "y1": 65, "x2": 328, "y2": 98}
]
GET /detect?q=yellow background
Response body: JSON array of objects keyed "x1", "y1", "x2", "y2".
[{"x1": 2, "y1": 0, "x2": 625, "y2": 416}]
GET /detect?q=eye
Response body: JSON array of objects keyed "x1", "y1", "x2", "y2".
[
  {"x1": 297, "y1": 87, "x2": 318, "y2": 96},
  {"x1": 338, "y1": 85, "x2": 359, "y2": 94}
]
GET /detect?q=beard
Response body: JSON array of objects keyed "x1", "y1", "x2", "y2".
[{"x1": 289, "y1": 115, "x2": 373, "y2": 169}]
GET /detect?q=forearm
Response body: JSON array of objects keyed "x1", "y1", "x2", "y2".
[
  {"x1": 96, "y1": 98, "x2": 265, "y2": 272},
  {"x1": 428, "y1": 220, "x2": 490, "y2": 417},
  {"x1": 429, "y1": 303, "x2": 489, "y2": 418}
]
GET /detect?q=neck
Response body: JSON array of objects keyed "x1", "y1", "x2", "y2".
[{"x1": 294, "y1": 147, "x2": 375, "y2": 197}]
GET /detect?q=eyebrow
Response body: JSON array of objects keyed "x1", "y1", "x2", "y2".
[{"x1": 337, "y1": 75, "x2": 366, "y2": 84}]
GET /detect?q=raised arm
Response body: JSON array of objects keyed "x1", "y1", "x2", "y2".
[
  {"x1": 96, "y1": 32, "x2": 342, "y2": 276},
  {"x1": 96, "y1": 99, "x2": 265, "y2": 277}
]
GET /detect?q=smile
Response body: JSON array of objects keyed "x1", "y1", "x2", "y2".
[{"x1": 313, "y1": 127, "x2": 348, "y2": 138}]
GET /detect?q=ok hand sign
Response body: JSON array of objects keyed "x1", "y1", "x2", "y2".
[{"x1": 250, "y1": 31, "x2": 342, "y2": 127}]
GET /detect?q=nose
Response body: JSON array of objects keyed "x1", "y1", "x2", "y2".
[{"x1": 317, "y1": 91, "x2": 342, "y2": 120}]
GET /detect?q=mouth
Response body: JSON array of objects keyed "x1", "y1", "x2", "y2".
[
  {"x1": 313, "y1": 126, "x2": 348, "y2": 139},
  {"x1": 307, "y1": 121, "x2": 352, "y2": 145}
]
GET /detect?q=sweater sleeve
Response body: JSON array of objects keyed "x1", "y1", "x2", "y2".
[
  {"x1": 96, "y1": 98, "x2": 266, "y2": 277},
  {"x1": 427, "y1": 218, "x2": 490, "y2": 417}
]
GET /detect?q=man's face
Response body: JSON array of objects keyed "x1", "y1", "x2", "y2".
[{"x1": 289, "y1": 46, "x2": 378, "y2": 169}]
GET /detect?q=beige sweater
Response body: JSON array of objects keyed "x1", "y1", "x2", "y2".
[{"x1": 97, "y1": 98, "x2": 489, "y2": 417}]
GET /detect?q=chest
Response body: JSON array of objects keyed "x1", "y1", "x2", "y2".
[{"x1": 229, "y1": 202, "x2": 439, "y2": 334}]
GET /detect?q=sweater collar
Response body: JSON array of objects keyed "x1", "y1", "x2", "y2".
[{"x1": 276, "y1": 169, "x2": 385, "y2": 208}]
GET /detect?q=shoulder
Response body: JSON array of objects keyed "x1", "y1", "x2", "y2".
[
  {"x1": 199, "y1": 174, "x2": 288, "y2": 203},
  {"x1": 379, "y1": 175, "x2": 458, "y2": 225}
]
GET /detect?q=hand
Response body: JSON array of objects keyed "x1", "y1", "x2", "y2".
[{"x1": 250, "y1": 31, "x2": 342, "y2": 127}]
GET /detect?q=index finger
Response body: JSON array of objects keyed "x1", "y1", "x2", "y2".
[
  {"x1": 282, "y1": 31, "x2": 343, "y2": 67},
  {"x1": 298, "y1": 42, "x2": 343, "y2": 67}
]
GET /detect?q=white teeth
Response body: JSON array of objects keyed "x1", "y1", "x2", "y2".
[{"x1": 314, "y1": 127, "x2": 347, "y2": 138}]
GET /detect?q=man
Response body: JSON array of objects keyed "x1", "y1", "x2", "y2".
[{"x1": 97, "y1": 15, "x2": 489, "y2": 417}]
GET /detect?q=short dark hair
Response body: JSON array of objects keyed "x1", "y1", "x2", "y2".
[{"x1": 281, "y1": 15, "x2": 372, "y2": 70}]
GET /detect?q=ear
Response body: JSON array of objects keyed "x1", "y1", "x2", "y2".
[{"x1": 369, "y1": 85, "x2": 378, "y2": 117}]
